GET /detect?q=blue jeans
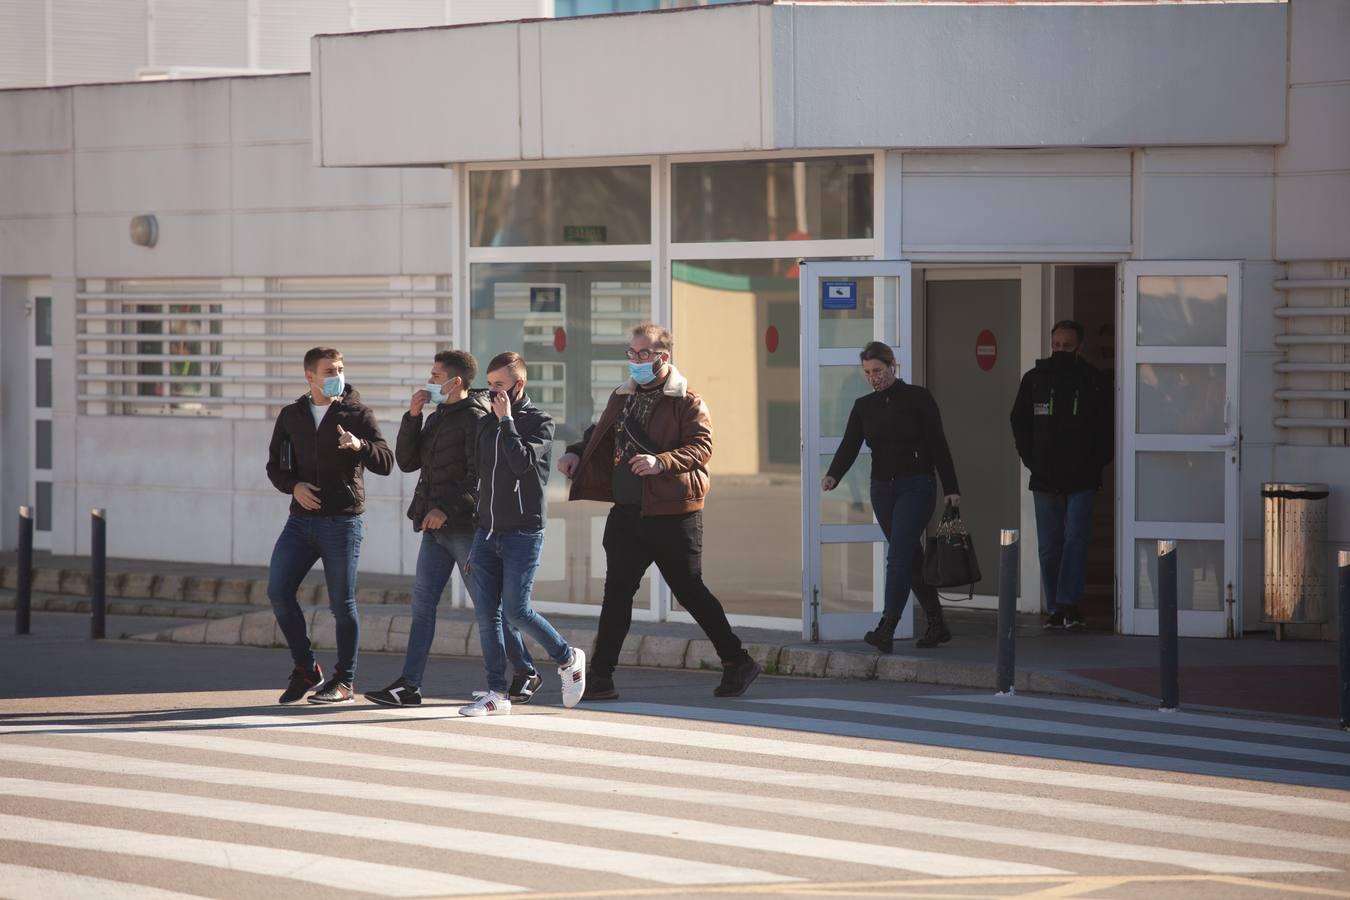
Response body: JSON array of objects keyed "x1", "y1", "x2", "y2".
[
  {"x1": 267, "y1": 514, "x2": 364, "y2": 681},
  {"x1": 467, "y1": 527, "x2": 570, "y2": 693},
  {"x1": 1033, "y1": 490, "x2": 1096, "y2": 613},
  {"x1": 870, "y1": 475, "x2": 938, "y2": 619},
  {"x1": 401, "y1": 529, "x2": 534, "y2": 688}
]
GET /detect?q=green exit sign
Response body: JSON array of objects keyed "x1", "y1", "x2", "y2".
[{"x1": 564, "y1": 225, "x2": 607, "y2": 244}]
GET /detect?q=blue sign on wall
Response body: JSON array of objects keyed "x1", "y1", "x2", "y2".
[{"x1": 822, "y1": 280, "x2": 857, "y2": 310}]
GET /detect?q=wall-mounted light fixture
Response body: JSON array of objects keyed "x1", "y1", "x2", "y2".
[{"x1": 129, "y1": 214, "x2": 158, "y2": 247}]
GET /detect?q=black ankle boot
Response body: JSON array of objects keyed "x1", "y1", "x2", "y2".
[
  {"x1": 863, "y1": 615, "x2": 899, "y2": 654},
  {"x1": 915, "y1": 615, "x2": 952, "y2": 649}
]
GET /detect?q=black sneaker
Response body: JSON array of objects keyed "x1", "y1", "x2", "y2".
[
  {"x1": 279, "y1": 663, "x2": 323, "y2": 705},
  {"x1": 582, "y1": 671, "x2": 620, "y2": 701},
  {"x1": 509, "y1": 670, "x2": 543, "y2": 704},
  {"x1": 309, "y1": 677, "x2": 354, "y2": 704},
  {"x1": 1042, "y1": 611, "x2": 1066, "y2": 630},
  {"x1": 1062, "y1": 607, "x2": 1086, "y2": 631},
  {"x1": 713, "y1": 656, "x2": 761, "y2": 698},
  {"x1": 364, "y1": 677, "x2": 421, "y2": 707}
]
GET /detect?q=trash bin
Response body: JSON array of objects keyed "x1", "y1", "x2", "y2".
[{"x1": 1263, "y1": 482, "x2": 1330, "y2": 633}]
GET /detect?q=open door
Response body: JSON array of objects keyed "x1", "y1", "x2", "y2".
[
  {"x1": 1119, "y1": 261, "x2": 1241, "y2": 637},
  {"x1": 800, "y1": 260, "x2": 913, "y2": 641}
]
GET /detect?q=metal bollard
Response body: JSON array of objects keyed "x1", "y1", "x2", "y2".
[
  {"x1": 1339, "y1": 549, "x2": 1350, "y2": 731},
  {"x1": 91, "y1": 508, "x2": 107, "y2": 640},
  {"x1": 1158, "y1": 540, "x2": 1179, "y2": 711},
  {"x1": 15, "y1": 506, "x2": 33, "y2": 636},
  {"x1": 995, "y1": 529, "x2": 1019, "y2": 695}
]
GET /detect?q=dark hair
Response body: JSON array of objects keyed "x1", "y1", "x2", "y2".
[
  {"x1": 303, "y1": 346, "x2": 342, "y2": 372},
  {"x1": 1051, "y1": 320, "x2": 1085, "y2": 343},
  {"x1": 859, "y1": 341, "x2": 896, "y2": 367},
  {"x1": 434, "y1": 349, "x2": 477, "y2": 386},
  {"x1": 632, "y1": 322, "x2": 672, "y2": 354},
  {"x1": 487, "y1": 351, "x2": 526, "y2": 379}
]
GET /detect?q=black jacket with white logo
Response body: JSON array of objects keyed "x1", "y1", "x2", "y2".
[{"x1": 474, "y1": 393, "x2": 554, "y2": 534}]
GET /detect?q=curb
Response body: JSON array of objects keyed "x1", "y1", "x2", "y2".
[{"x1": 135, "y1": 609, "x2": 1144, "y2": 707}]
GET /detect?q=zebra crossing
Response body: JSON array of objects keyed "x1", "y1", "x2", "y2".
[{"x1": 0, "y1": 690, "x2": 1348, "y2": 898}]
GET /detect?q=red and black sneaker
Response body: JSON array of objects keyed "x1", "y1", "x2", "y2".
[
  {"x1": 308, "y1": 677, "x2": 355, "y2": 704},
  {"x1": 279, "y1": 663, "x2": 323, "y2": 705}
]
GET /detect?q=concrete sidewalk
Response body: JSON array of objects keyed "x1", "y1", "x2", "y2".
[{"x1": 3, "y1": 550, "x2": 1341, "y2": 723}]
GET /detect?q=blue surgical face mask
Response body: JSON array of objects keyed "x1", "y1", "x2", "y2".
[
  {"x1": 320, "y1": 372, "x2": 345, "y2": 398},
  {"x1": 424, "y1": 382, "x2": 445, "y2": 403},
  {"x1": 629, "y1": 362, "x2": 657, "y2": 385}
]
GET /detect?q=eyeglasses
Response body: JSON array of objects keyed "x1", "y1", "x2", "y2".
[{"x1": 624, "y1": 348, "x2": 661, "y2": 362}]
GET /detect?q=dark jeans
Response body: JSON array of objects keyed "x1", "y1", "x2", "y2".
[
  {"x1": 403, "y1": 528, "x2": 537, "y2": 688},
  {"x1": 467, "y1": 528, "x2": 560, "y2": 693},
  {"x1": 1033, "y1": 489, "x2": 1095, "y2": 613},
  {"x1": 267, "y1": 513, "x2": 364, "y2": 681},
  {"x1": 592, "y1": 506, "x2": 745, "y2": 677},
  {"x1": 870, "y1": 475, "x2": 938, "y2": 620}
]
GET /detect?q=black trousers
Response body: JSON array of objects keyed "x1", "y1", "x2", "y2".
[{"x1": 591, "y1": 505, "x2": 745, "y2": 676}]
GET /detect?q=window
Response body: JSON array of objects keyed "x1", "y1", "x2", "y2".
[
  {"x1": 128, "y1": 303, "x2": 224, "y2": 410},
  {"x1": 673, "y1": 155, "x2": 873, "y2": 243},
  {"x1": 470, "y1": 166, "x2": 651, "y2": 247}
]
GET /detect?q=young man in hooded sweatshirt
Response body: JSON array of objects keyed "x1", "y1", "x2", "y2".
[{"x1": 265, "y1": 346, "x2": 393, "y2": 704}]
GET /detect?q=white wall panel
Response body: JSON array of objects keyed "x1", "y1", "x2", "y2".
[
  {"x1": 75, "y1": 485, "x2": 235, "y2": 562},
  {"x1": 0, "y1": 154, "x2": 74, "y2": 217},
  {"x1": 785, "y1": 3, "x2": 1287, "y2": 150},
  {"x1": 153, "y1": 0, "x2": 249, "y2": 68},
  {"x1": 259, "y1": 0, "x2": 350, "y2": 72},
  {"x1": 0, "y1": 88, "x2": 73, "y2": 152},
  {"x1": 0, "y1": 0, "x2": 46, "y2": 89},
  {"x1": 1137, "y1": 150, "x2": 1275, "y2": 261},
  {"x1": 77, "y1": 417, "x2": 236, "y2": 490},
  {"x1": 231, "y1": 209, "x2": 402, "y2": 276},
  {"x1": 230, "y1": 491, "x2": 294, "y2": 566},
  {"x1": 0, "y1": 216, "x2": 75, "y2": 277},
  {"x1": 75, "y1": 146, "x2": 232, "y2": 213},
  {"x1": 231, "y1": 74, "x2": 312, "y2": 144},
  {"x1": 900, "y1": 152, "x2": 1131, "y2": 254},
  {"x1": 352, "y1": 0, "x2": 445, "y2": 32},
  {"x1": 74, "y1": 80, "x2": 230, "y2": 148},
  {"x1": 1280, "y1": 85, "x2": 1350, "y2": 175},
  {"x1": 315, "y1": 24, "x2": 522, "y2": 165},
  {"x1": 537, "y1": 4, "x2": 764, "y2": 158},
  {"x1": 1290, "y1": 0, "x2": 1350, "y2": 86},
  {"x1": 1275, "y1": 174, "x2": 1350, "y2": 262},
  {"x1": 233, "y1": 141, "x2": 402, "y2": 210},
  {"x1": 400, "y1": 205, "x2": 455, "y2": 275},
  {"x1": 51, "y1": 0, "x2": 146, "y2": 85},
  {"x1": 400, "y1": 167, "x2": 455, "y2": 206},
  {"x1": 76, "y1": 212, "x2": 231, "y2": 277}
]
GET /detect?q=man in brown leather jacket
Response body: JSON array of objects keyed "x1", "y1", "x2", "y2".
[{"x1": 558, "y1": 323, "x2": 759, "y2": 700}]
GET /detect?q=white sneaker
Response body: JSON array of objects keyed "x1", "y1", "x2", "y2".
[
  {"x1": 459, "y1": 691, "x2": 511, "y2": 717},
  {"x1": 559, "y1": 647, "x2": 586, "y2": 709}
]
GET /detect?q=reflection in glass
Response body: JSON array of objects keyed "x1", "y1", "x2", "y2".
[
  {"x1": 470, "y1": 166, "x2": 651, "y2": 247},
  {"x1": 819, "y1": 276, "x2": 875, "y2": 348},
  {"x1": 35, "y1": 296, "x2": 52, "y2": 346},
  {"x1": 36, "y1": 359, "x2": 53, "y2": 408},
  {"x1": 1137, "y1": 275, "x2": 1226, "y2": 347},
  {"x1": 1136, "y1": 364, "x2": 1225, "y2": 434},
  {"x1": 820, "y1": 366, "x2": 869, "y2": 438},
  {"x1": 1135, "y1": 539, "x2": 1223, "y2": 611},
  {"x1": 35, "y1": 481, "x2": 52, "y2": 532},
  {"x1": 36, "y1": 420, "x2": 52, "y2": 470},
  {"x1": 672, "y1": 259, "x2": 803, "y2": 619},
  {"x1": 821, "y1": 542, "x2": 876, "y2": 614},
  {"x1": 820, "y1": 454, "x2": 874, "y2": 525},
  {"x1": 1136, "y1": 452, "x2": 1225, "y2": 523},
  {"x1": 471, "y1": 262, "x2": 652, "y2": 607},
  {"x1": 130, "y1": 304, "x2": 224, "y2": 410},
  {"x1": 673, "y1": 156, "x2": 873, "y2": 243}
]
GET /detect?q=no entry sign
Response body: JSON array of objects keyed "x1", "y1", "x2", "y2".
[{"x1": 975, "y1": 329, "x2": 998, "y2": 371}]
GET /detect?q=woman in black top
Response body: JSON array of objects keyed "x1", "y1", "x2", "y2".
[{"x1": 822, "y1": 342, "x2": 960, "y2": 652}]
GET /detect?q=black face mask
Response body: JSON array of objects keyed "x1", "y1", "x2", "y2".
[{"x1": 1051, "y1": 350, "x2": 1077, "y2": 367}]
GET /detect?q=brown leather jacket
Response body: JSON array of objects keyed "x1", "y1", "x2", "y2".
[{"x1": 565, "y1": 365, "x2": 712, "y2": 516}]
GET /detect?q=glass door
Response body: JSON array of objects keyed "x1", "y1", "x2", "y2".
[
  {"x1": 800, "y1": 260, "x2": 912, "y2": 641},
  {"x1": 1120, "y1": 262, "x2": 1241, "y2": 637}
]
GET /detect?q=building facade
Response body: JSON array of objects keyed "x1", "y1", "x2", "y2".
[{"x1": 1, "y1": 0, "x2": 1347, "y2": 647}]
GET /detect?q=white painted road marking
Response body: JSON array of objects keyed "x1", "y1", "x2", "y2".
[{"x1": 0, "y1": 862, "x2": 211, "y2": 900}]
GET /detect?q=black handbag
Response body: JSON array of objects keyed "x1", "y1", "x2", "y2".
[{"x1": 923, "y1": 503, "x2": 982, "y2": 598}]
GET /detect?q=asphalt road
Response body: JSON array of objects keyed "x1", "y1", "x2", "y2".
[{"x1": 1, "y1": 611, "x2": 1349, "y2": 899}]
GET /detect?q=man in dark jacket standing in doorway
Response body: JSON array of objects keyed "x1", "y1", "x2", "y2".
[
  {"x1": 1010, "y1": 321, "x2": 1113, "y2": 630},
  {"x1": 557, "y1": 323, "x2": 760, "y2": 701},
  {"x1": 265, "y1": 346, "x2": 393, "y2": 704}
]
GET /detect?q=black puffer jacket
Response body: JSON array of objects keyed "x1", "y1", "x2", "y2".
[
  {"x1": 265, "y1": 385, "x2": 393, "y2": 516},
  {"x1": 397, "y1": 390, "x2": 490, "y2": 532},
  {"x1": 1010, "y1": 353, "x2": 1114, "y2": 494},
  {"x1": 475, "y1": 393, "x2": 554, "y2": 535}
]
